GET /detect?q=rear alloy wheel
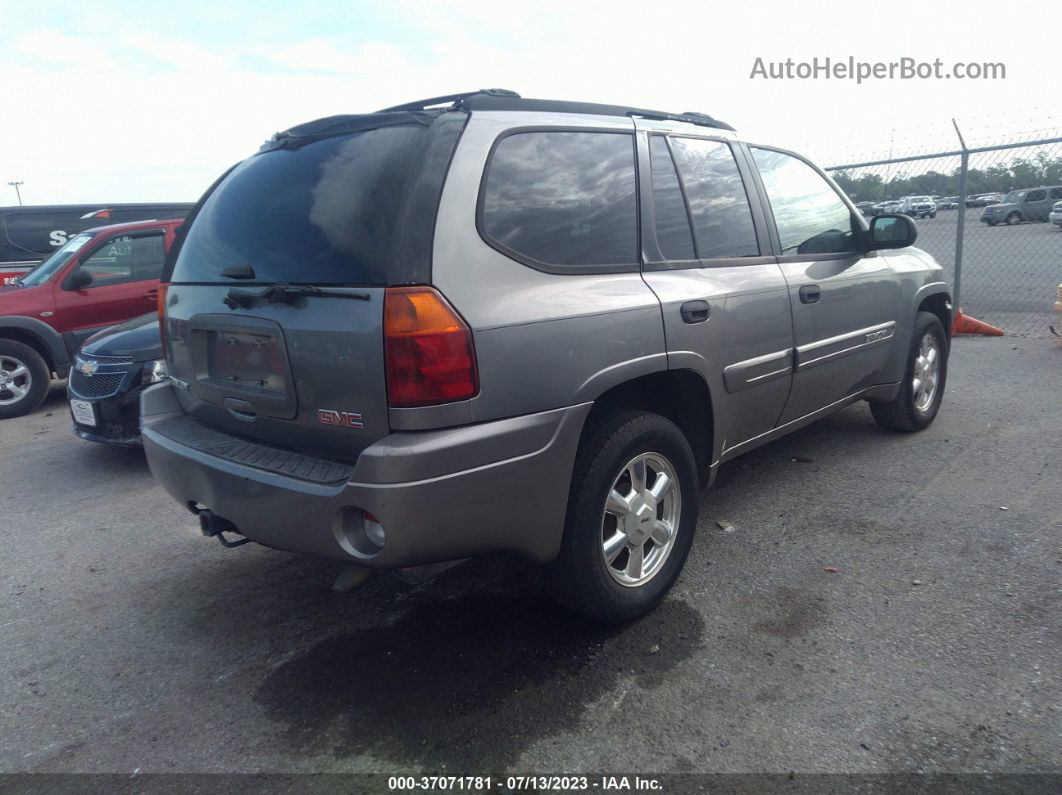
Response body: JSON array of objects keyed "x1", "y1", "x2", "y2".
[
  {"x1": 0, "y1": 340, "x2": 50, "y2": 419},
  {"x1": 548, "y1": 411, "x2": 698, "y2": 623},
  {"x1": 1006, "y1": 212, "x2": 1022, "y2": 225},
  {"x1": 601, "y1": 452, "x2": 681, "y2": 587}
]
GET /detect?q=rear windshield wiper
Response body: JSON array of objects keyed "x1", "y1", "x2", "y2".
[{"x1": 223, "y1": 284, "x2": 370, "y2": 309}]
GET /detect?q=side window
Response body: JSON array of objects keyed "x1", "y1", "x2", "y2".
[
  {"x1": 668, "y1": 137, "x2": 759, "y2": 259},
  {"x1": 1050, "y1": 187, "x2": 1062, "y2": 200},
  {"x1": 1026, "y1": 189, "x2": 1046, "y2": 202},
  {"x1": 751, "y1": 148, "x2": 858, "y2": 256},
  {"x1": 648, "y1": 136, "x2": 695, "y2": 260},
  {"x1": 481, "y1": 131, "x2": 637, "y2": 269},
  {"x1": 78, "y1": 234, "x2": 165, "y2": 287}
]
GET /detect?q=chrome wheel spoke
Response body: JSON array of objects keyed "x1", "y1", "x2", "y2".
[
  {"x1": 651, "y1": 520, "x2": 672, "y2": 545},
  {"x1": 649, "y1": 472, "x2": 671, "y2": 502},
  {"x1": 606, "y1": 489, "x2": 631, "y2": 516},
  {"x1": 629, "y1": 459, "x2": 647, "y2": 493},
  {"x1": 625, "y1": 542, "x2": 645, "y2": 580},
  {"x1": 7, "y1": 382, "x2": 27, "y2": 399},
  {"x1": 603, "y1": 530, "x2": 628, "y2": 563},
  {"x1": 6, "y1": 365, "x2": 27, "y2": 380}
]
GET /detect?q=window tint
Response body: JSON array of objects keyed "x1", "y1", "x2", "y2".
[
  {"x1": 1026, "y1": 189, "x2": 1046, "y2": 201},
  {"x1": 667, "y1": 137, "x2": 759, "y2": 259},
  {"x1": 78, "y1": 234, "x2": 165, "y2": 287},
  {"x1": 752, "y1": 148, "x2": 857, "y2": 255},
  {"x1": 481, "y1": 131, "x2": 637, "y2": 268},
  {"x1": 173, "y1": 125, "x2": 434, "y2": 284},
  {"x1": 1050, "y1": 187, "x2": 1062, "y2": 200},
  {"x1": 648, "y1": 136, "x2": 695, "y2": 260}
]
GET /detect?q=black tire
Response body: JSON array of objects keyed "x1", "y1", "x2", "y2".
[
  {"x1": 1006, "y1": 212, "x2": 1022, "y2": 225},
  {"x1": 985, "y1": 220, "x2": 998, "y2": 226},
  {"x1": 930, "y1": 212, "x2": 937, "y2": 219},
  {"x1": 870, "y1": 311, "x2": 948, "y2": 433},
  {"x1": 547, "y1": 411, "x2": 698, "y2": 623},
  {"x1": 0, "y1": 339, "x2": 50, "y2": 419}
]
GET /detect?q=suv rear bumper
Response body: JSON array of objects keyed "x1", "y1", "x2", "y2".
[{"x1": 141, "y1": 382, "x2": 590, "y2": 568}]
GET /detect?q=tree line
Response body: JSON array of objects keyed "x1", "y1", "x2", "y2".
[{"x1": 830, "y1": 150, "x2": 1062, "y2": 201}]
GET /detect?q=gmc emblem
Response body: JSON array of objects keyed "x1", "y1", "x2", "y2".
[{"x1": 317, "y1": 409, "x2": 364, "y2": 429}]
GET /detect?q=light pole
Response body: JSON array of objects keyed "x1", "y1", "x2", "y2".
[{"x1": 7, "y1": 181, "x2": 24, "y2": 206}]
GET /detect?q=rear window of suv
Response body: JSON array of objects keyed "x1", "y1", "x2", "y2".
[{"x1": 171, "y1": 125, "x2": 434, "y2": 285}]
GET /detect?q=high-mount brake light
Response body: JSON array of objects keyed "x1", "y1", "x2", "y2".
[{"x1": 384, "y1": 286, "x2": 478, "y2": 408}]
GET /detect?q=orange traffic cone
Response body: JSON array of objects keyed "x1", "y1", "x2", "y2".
[{"x1": 952, "y1": 309, "x2": 1004, "y2": 336}]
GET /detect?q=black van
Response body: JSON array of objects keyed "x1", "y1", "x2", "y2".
[{"x1": 1, "y1": 204, "x2": 193, "y2": 283}]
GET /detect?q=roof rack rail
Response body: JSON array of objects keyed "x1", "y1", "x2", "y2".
[
  {"x1": 375, "y1": 91, "x2": 735, "y2": 132},
  {"x1": 378, "y1": 88, "x2": 521, "y2": 113},
  {"x1": 624, "y1": 108, "x2": 734, "y2": 131}
]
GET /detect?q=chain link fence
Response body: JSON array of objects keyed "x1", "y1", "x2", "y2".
[{"x1": 824, "y1": 137, "x2": 1062, "y2": 337}]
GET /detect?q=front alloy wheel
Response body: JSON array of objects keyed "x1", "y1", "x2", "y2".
[
  {"x1": 911, "y1": 333, "x2": 941, "y2": 413},
  {"x1": 601, "y1": 452, "x2": 681, "y2": 587},
  {"x1": 0, "y1": 354, "x2": 32, "y2": 408}
]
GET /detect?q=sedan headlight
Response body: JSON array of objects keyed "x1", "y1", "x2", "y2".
[{"x1": 142, "y1": 359, "x2": 168, "y2": 385}]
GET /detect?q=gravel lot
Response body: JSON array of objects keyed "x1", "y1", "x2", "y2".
[{"x1": 1, "y1": 336, "x2": 1059, "y2": 781}]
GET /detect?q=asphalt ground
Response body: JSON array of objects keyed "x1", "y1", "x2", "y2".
[
  {"x1": 1, "y1": 336, "x2": 1059, "y2": 787},
  {"x1": 893, "y1": 207, "x2": 1060, "y2": 336}
]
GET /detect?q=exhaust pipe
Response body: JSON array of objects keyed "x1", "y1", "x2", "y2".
[{"x1": 197, "y1": 509, "x2": 251, "y2": 548}]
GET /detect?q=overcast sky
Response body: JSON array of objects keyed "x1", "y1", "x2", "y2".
[{"x1": 2, "y1": 0, "x2": 1058, "y2": 205}]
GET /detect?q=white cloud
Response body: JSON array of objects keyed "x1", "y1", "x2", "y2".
[{"x1": 1, "y1": 0, "x2": 1059, "y2": 204}]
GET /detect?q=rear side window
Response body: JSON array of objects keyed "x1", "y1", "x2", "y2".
[
  {"x1": 668, "y1": 137, "x2": 759, "y2": 259},
  {"x1": 1050, "y1": 187, "x2": 1062, "y2": 200},
  {"x1": 480, "y1": 131, "x2": 638, "y2": 269},
  {"x1": 172, "y1": 126, "x2": 433, "y2": 285},
  {"x1": 751, "y1": 147, "x2": 857, "y2": 255},
  {"x1": 1026, "y1": 189, "x2": 1046, "y2": 201},
  {"x1": 78, "y1": 233, "x2": 166, "y2": 287},
  {"x1": 649, "y1": 136, "x2": 695, "y2": 260}
]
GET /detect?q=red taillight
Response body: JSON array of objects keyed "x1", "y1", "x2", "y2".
[{"x1": 384, "y1": 286, "x2": 478, "y2": 408}]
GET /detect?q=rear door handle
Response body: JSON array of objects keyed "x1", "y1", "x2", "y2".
[
  {"x1": 680, "y1": 300, "x2": 711, "y2": 324},
  {"x1": 799, "y1": 285, "x2": 821, "y2": 304},
  {"x1": 145, "y1": 288, "x2": 159, "y2": 302}
]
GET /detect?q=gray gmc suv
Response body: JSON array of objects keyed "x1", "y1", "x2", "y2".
[{"x1": 142, "y1": 90, "x2": 952, "y2": 622}]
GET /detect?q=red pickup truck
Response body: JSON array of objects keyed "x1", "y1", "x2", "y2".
[{"x1": 0, "y1": 218, "x2": 182, "y2": 418}]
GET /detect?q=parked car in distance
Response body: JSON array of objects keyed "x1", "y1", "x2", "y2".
[
  {"x1": 900, "y1": 196, "x2": 937, "y2": 219},
  {"x1": 0, "y1": 218, "x2": 182, "y2": 418},
  {"x1": 968, "y1": 192, "x2": 1004, "y2": 207},
  {"x1": 981, "y1": 186, "x2": 1062, "y2": 225},
  {"x1": 68, "y1": 313, "x2": 164, "y2": 445},
  {"x1": 853, "y1": 201, "x2": 876, "y2": 216},
  {"x1": 876, "y1": 199, "x2": 903, "y2": 214},
  {"x1": 1049, "y1": 201, "x2": 1062, "y2": 228},
  {"x1": 1, "y1": 204, "x2": 192, "y2": 285},
  {"x1": 936, "y1": 197, "x2": 959, "y2": 210},
  {"x1": 142, "y1": 89, "x2": 952, "y2": 623}
]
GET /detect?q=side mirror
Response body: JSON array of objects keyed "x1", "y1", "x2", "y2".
[
  {"x1": 65, "y1": 269, "x2": 93, "y2": 291},
  {"x1": 866, "y1": 214, "x2": 917, "y2": 251}
]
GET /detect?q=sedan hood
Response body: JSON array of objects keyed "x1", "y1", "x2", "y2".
[{"x1": 80, "y1": 313, "x2": 162, "y2": 361}]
